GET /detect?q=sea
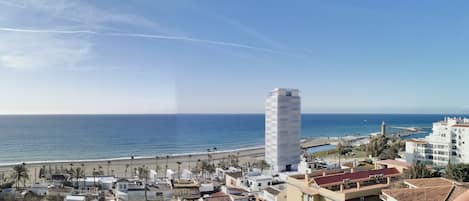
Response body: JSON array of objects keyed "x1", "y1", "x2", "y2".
[{"x1": 0, "y1": 114, "x2": 459, "y2": 164}]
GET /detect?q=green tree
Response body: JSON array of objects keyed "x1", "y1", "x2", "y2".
[
  {"x1": 446, "y1": 163, "x2": 469, "y2": 182},
  {"x1": 367, "y1": 134, "x2": 405, "y2": 160},
  {"x1": 137, "y1": 166, "x2": 149, "y2": 201},
  {"x1": 107, "y1": 161, "x2": 111, "y2": 175},
  {"x1": 69, "y1": 167, "x2": 84, "y2": 189},
  {"x1": 176, "y1": 161, "x2": 182, "y2": 180},
  {"x1": 404, "y1": 162, "x2": 432, "y2": 179},
  {"x1": 10, "y1": 164, "x2": 29, "y2": 189}
]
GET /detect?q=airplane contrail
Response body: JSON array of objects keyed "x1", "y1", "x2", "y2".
[{"x1": 0, "y1": 27, "x2": 277, "y2": 53}]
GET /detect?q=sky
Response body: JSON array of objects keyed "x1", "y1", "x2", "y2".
[{"x1": 1, "y1": 0, "x2": 469, "y2": 114}]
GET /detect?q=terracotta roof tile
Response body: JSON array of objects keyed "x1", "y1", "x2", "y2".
[
  {"x1": 405, "y1": 178, "x2": 454, "y2": 188},
  {"x1": 313, "y1": 168, "x2": 400, "y2": 186},
  {"x1": 376, "y1": 160, "x2": 412, "y2": 168},
  {"x1": 382, "y1": 186, "x2": 453, "y2": 201}
]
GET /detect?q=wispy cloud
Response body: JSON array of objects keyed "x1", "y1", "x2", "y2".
[
  {"x1": 0, "y1": 27, "x2": 278, "y2": 53},
  {"x1": 0, "y1": 31, "x2": 91, "y2": 70}
]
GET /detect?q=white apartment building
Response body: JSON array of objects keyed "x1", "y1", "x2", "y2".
[
  {"x1": 405, "y1": 117, "x2": 469, "y2": 166},
  {"x1": 265, "y1": 88, "x2": 301, "y2": 172}
]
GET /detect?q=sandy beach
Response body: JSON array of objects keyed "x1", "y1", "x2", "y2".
[{"x1": 0, "y1": 146, "x2": 265, "y2": 184}]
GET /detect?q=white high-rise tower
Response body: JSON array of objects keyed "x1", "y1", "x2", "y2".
[{"x1": 265, "y1": 88, "x2": 301, "y2": 172}]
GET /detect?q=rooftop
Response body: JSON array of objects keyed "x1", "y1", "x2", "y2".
[
  {"x1": 404, "y1": 178, "x2": 454, "y2": 188},
  {"x1": 312, "y1": 168, "x2": 400, "y2": 186},
  {"x1": 225, "y1": 171, "x2": 243, "y2": 179},
  {"x1": 376, "y1": 160, "x2": 412, "y2": 168},
  {"x1": 264, "y1": 187, "x2": 281, "y2": 195},
  {"x1": 406, "y1": 139, "x2": 427, "y2": 144},
  {"x1": 204, "y1": 192, "x2": 231, "y2": 201},
  {"x1": 382, "y1": 186, "x2": 453, "y2": 201}
]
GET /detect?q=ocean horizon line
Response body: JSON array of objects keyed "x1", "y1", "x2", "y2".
[{"x1": 0, "y1": 113, "x2": 468, "y2": 116}]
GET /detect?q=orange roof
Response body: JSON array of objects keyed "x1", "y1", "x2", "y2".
[
  {"x1": 406, "y1": 139, "x2": 427, "y2": 144},
  {"x1": 382, "y1": 186, "x2": 453, "y2": 201},
  {"x1": 453, "y1": 189, "x2": 469, "y2": 201},
  {"x1": 452, "y1": 125, "x2": 469, "y2": 128},
  {"x1": 376, "y1": 160, "x2": 411, "y2": 168},
  {"x1": 405, "y1": 178, "x2": 453, "y2": 188},
  {"x1": 312, "y1": 168, "x2": 400, "y2": 186}
]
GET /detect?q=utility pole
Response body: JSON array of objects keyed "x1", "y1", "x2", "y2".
[{"x1": 338, "y1": 136, "x2": 341, "y2": 168}]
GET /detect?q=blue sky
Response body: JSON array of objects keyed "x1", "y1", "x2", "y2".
[{"x1": 1, "y1": 0, "x2": 469, "y2": 114}]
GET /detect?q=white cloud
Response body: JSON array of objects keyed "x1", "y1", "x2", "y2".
[
  {"x1": 0, "y1": 32, "x2": 91, "y2": 70},
  {"x1": 0, "y1": 0, "x2": 161, "y2": 70}
]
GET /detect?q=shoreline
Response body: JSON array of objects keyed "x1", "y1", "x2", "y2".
[
  {"x1": 0, "y1": 145, "x2": 265, "y2": 167},
  {"x1": 0, "y1": 130, "x2": 422, "y2": 167}
]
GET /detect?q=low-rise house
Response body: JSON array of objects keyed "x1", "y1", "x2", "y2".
[
  {"x1": 199, "y1": 183, "x2": 215, "y2": 195},
  {"x1": 221, "y1": 186, "x2": 255, "y2": 201},
  {"x1": 172, "y1": 179, "x2": 201, "y2": 201},
  {"x1": 29, "y1": 183, "x2": 48, "y2": 196},
  {"x1": 259, "y1": 185, "x2": 287, "y2": 201},
  {"x1": 116, "y1": 178, "x2": 172, "y2": 201},
  {"x1": 216, "y1": 167, "x2": 242, "y2": 180},
  {"x1": 287, "y1": 168, "x2": 401, "y2": 201},
  {"x1": 200, "y1": 192, "x2": 231, "y2": 201},
  {"x1": 243, "y1": 175, "x2": 273, "y2": 192},
  {"x1": 375, "y1": 160, "x2": 411, "y2": 173},
  {"x1": 64, "y1": 195, "x2": 86, "y2": 201},
  {"x1": 380, "y1": 177, "x2": 469, "y2": 201},
  {"x1": 225, "y1": 172, "x2": 243, "y2": 188}
]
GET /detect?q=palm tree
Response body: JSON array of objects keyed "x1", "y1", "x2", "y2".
[
  {"x1": 11, "y1": 164, "x2": 29, "y2": 189},
  {"x1": 165, "y1": 155, "x2": 169, "y2": 178},
  {"x1": 188, "y1": 154, "x2": 192, "y2": 170},
  {"x1": 107, "y1": 161, "x2": 111, "y2": 175},
  {"x1": 130, "y1": 156, "x2": 135, "y2": 176},
  {"x1": 137, "y1": 166, "x2": 149, "y2": 201},
  {"x1": 125, "y1": 164, "x2": 130, "y2": 177},
  {"x1": 80, "y1": 163, "x2": 85, "y2": 190},
  {"x1": 155, "y1": 156, "x2": 159, "y2": 177},
  {"x1": 207, "y1": 149, "x2": 212, "y2": 166},
  {"x1": 92, "y1": 168, "x2": 97, "y2": 186},
  {"x1": 70, "y1": 167, "x2": 84, "y2": 189},
  {"x1": 176, "y1": 161, "x2": 182, "y2": 180}
]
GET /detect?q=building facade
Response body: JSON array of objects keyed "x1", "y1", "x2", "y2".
[
  {"x1": 287, "y1": 168, "x2": 401, "y2": 201},
  {"x1": 405, "y1": 117, "x2": 469, "y2": 166},
  {"x1": 265, "y1": 88, "x2": 301, "y2": 172}
]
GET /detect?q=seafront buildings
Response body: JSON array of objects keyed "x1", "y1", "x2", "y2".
[
  {"x1": 286, "y1": 168, "x2": 401, "y2": 201},
  {"x1": 265, "y1": 88, "x2": 301, "y2": 172},
  {"x1": 405, "y1": 117, "x2": 469, "y2": 166}
]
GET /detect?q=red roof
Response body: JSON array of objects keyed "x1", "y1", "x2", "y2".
[
  {"x1": 406, "y1": 139, "x2": 427, "y2": 144},
  {"x1": 452, "y1": 125, "x2": 469, "y2": 128},
  {"x1": 313, "y1": 168, "x2": 400, "y2": 186}
]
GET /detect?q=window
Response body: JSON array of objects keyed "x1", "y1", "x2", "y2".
[{"x1": 258, "y1": 183, "x2": 261, "y2": 187}]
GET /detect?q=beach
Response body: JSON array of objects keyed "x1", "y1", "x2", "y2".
[{"x1": 0, "y1": 146, "x2": 265, "y2": 184}]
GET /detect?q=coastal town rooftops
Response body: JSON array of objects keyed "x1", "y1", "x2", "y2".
[
  {"x1": 452, "y1": 124, "x2": 469, "y2": 127},
  {"x1": 376, "y1": 160, "x2": 412, "y2": 168},
  {"x1": 204, "y1": 192, "x2": 231, "y2": 201},
  {"x1": 290, "y1": 169, "x2": 345, "y2": 180},
  {"x1": 247, "y1": 174, "x2": 272, "y2": 181},
  {"x1": 404, "y1": 177, "x2": 455, "y2": 188},
  {"x1": 406, "y1": 139, "x2": 427, "y2": 144},
  {"x1": 382, "y1": 186, "x2": 453, "y2": 201},
  {"x1": 264, "y1": 187, "x2": 281, "y2": 195},
  {"x1": 312, "y1": 168, "x2": 400, "y2": 186},
  {"x1": 225, "y1": 171, "x2": 243, "y2": 179}
]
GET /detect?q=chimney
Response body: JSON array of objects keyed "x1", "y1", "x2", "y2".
[
  {"x1": 351, "y1": 168, "x2": 355, "y2": 173},
  {"x1": 304, "y1": 173, "x2": 310, "y2": 186},
  {"x1": 322, "y1": 171, "x2": 326, "y2": 176}
]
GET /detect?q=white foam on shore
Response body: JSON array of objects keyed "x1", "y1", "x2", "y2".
[{"x1": 0, "y1": 145, "x2": 265, "y2": 167}]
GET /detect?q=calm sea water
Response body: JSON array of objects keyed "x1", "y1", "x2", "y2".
[{"x1": 0, "y1": 114, "x2": 457, "y2": 164}]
